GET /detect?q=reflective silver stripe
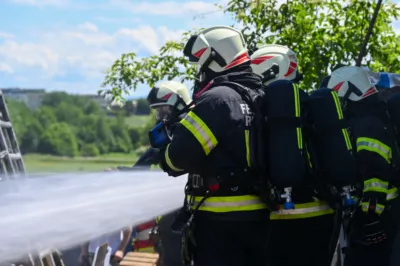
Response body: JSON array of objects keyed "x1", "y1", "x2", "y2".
[
  {"x1": 376, "y1": 205, "x2": 385, "y2": 213},
  {"x1": 192, "y1": 199, "x2": 264, "y2": 207},
  {"x1": 357, "y1": 140, "x2": 391, "y2": 159},
  {"x1": 387, "y1": 190, "x2": 398, "y2": 200},
  {"x1": 364, "y1": 181, "x2": 388, "y2": 190},
  {"x1": 184, "y1": 115, "x2": 215, "y2": 151},
  {"x1": 271, "y1": 204, "x2": 331, "y2": 215},
  {"x1": 357, "y1": 141, "x2": 390, "y2": 155}
]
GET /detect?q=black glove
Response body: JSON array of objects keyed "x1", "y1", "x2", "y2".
[
  {"x1": 361, "y1": 207, "x2": 387, "y2": 245},
  {"x1": 350, "y1": 207, "x2": 387, "y2": 246}
]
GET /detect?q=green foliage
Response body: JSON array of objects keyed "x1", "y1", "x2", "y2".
[
  {"x1": 101, "y1": 0, "x2": 400, "y2": 97},
  {"x1": 80, "y1": 143, "x2": 100, "y2": 157},
  {"x1": 6, "y1": 92, "x2": 153, "y2": 157},
  {"x1": 39, "y1": 122, "x2": 79, "y2": 157},
  {"x1": 135, "y1": 98, "x2": 151, "y2": 115}
]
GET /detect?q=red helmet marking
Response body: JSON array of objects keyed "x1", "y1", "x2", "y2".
[
  {"x1": 224, "y1": 52, "x2": 250, "y2": 69},
  {"x1": 161, "y1": 92, "x2": 173, "y2": 100},
  {"x1": 332, "y1": 81, "x2": 345, "y2": 92},
  {"x1": 193, "y1": 48, "x2": 207, "y2": 58},
  {"x1": 250, "y1": 55, "x2": 274, "y2": 65}
]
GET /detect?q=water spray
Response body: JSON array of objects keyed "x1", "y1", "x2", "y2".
[{"x1": 0, "y1": 171, "x2": 187, "y2": 264}]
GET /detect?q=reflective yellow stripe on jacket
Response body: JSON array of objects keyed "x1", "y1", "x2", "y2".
[
  {"x1": 387, "y1": 187, "x2": 398, "y2": 201},
  {"x1": 270, "y1": 200, "x2": 334, "y2": 220},
  {"x1": 363, "y1": 177, "x2": 389, "y2": 194},
  {"x1": 165, "y1": 143, "x2": 183, "y2": 172},
  {"x1": 356, "y1": 137, "x2": 392, "y2": 163},
  {"x1": 187, "y1": 195, "x2": 268, "y2": 213},
  {"x1": 331, "y1": 90, "x2": 352, "y2": 150},
  {"x1": 180, "y1": 111, "x2": 218, "y2": 155},
  {"x1": 293, "y1": 84, "x2": 303, "y2": 150}
]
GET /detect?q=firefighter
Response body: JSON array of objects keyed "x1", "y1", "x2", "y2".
[
  {"x1": 324, "y1": 66, "x2": 400, "y2": 266},
  {"x1": 157, "y1": 25, "x2": 270, "y2": 266},
  {"x1": 250, "y1": 44, "x2": 355, "y2": 266},
  {"x1": 115, "y1": 81, "x2": 191, "y2": 266}
]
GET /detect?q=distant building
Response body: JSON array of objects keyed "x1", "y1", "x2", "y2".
[
  {"x1": 1, "y1": 87, "x2": 46, "y2": 110},
  {"x1": 80, "y1": 94, "x2": 113, "y2": 110}
]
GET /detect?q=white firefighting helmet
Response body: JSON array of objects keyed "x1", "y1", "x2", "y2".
[
  {"x1": 250, "y1": 44, "x2": 298, "y2": 85},
  {"x1": 183, "y1": 26, "x2": 249, "y2": 81},
  {"x1": 327, "y1": 66, "x2": 378, "y2": 101},
  {"x1": 147, "y1": 81, "x2": 191, "y2": 120}
]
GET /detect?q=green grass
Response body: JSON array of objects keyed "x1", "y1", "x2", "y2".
[
  {"x1": 125, "y1": 115, "x2": 151, "y2": 128},
  {"x1": 23, "y1": 153, "x2": 139, "y2": 173}
]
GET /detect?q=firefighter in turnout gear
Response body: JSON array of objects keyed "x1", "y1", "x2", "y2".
[
  {"x1": 324, "y1": 66, "x2": 400, "y2": 266},
  {"x1": 157, "y1": 26, "x2": 270, "y2": 266},
  {"x1": 250, "y1": 44, "x2": 341, "y2": 266},
  {"x1": 118, "y1": 81, "x2": 191, "y2": 266}
]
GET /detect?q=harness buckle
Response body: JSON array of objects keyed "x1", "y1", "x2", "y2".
[{"x1": 191, "y1": 174, "x2": 204, "y2": 188}]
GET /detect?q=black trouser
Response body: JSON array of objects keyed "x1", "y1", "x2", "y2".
[
  {"x1": 158, "y1": 209, "x2": 184, "y2": 266},
  {"x1": 192, "y1": 217, "x2": 270, "y2": 266},
  {"x1": 345, "y1": 197, "x2": 400, "y2": 266},
  {"x1": 267, "y1": 214, "x2": 335, "y2": 266}
]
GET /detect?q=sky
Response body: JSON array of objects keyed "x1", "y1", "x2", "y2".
[
  {"x1": 1, "y1": 0, "x2": 400, "y2": 99},
  {"x1": 0, "y1": 0, "x2": 233, "y2": 98}
]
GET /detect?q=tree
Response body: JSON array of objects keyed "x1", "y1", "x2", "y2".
[
  {"x1": 20, "y1": 120, "x2": 43, "y2": 154},
  {"x1": 80, "y1": 143, "x2": 100, "y2": 157},
  {"x1": 39, "y1": 122, "x2": 79, "y2": 157},
  {"x1": 101, "y1": 0, "x2": 400, "y2": 97},
  {"x1": 34, "y1": 106, "x2": 57, "y2": 128},
  {"x1": 6, "y1": 99, "x2": 34, "y2": 143},
  {"x1": 135, "y1": 98, "x2": 151, "y2": 115}
]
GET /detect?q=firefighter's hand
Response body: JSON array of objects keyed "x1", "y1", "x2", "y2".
[
  {"x1": 351, "y1": 209, "x2": 387, "y2": 246},
  {"x1": 362, "y1": 212, "x2": 387, "y2": 245},
  {"x1": 112, "y1": 250, "x2": 124, "y2": 263}
]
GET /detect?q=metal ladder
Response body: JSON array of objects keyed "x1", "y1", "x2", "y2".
[
  {"x1": 0, "y1": 90, "x2": 65, "y2": 266},
  {"x1": 0, "y1": 90, "x2": 26, "y2": 179}
]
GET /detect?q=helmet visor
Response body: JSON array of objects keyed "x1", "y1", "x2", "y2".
[{"x1": 183, "y1": 35, "x2": 200, "y2": 63}]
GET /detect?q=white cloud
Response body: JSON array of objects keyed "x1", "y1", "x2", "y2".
[
  {"x1": 0, "y1": 41, "x2": 60, "y2": 76},
  {"x1": 109, "y1": 0, "x2": 225, "y2": 16},
  {"x1": 8, "y1": 0, "x2": 69, "y2": 7},
  {"x1": 0, "y1": 22, "x2": 185, "y2": 94},
  {"x1": 0, "y1": 32, "x2": 15, "y2": 39},
  {"x1": 0, "y1": 63, "x2": 13, "y2": 74},
  {"x1": 77, "y1": 22, "x2": 98, "y2": 32},
  {"x1": 95, "y1": 17, "x2": 143, "y2": 24}
]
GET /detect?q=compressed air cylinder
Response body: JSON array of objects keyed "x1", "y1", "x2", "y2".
[
  {"x1": 263, "y1": 80, "x2": 307, "y2": 189},
  {"x1": 305, "y1": 89, "x2": 358, "y2": 187},
  {"x1": 387, "y1": 93, "x2": 400, "y2": 133}
]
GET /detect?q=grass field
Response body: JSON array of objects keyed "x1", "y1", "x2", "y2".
[
  {"x1": 23, "y1": 153, "x2": 139, "y2": 173},
  {"x1": 124, "y1": 115, "x2": 151, "y2": 128}
]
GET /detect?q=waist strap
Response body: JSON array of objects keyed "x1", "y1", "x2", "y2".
[
  {"x1": 270, "y1": 200, "x2": 334, "y2": 220},
  {"x1": 187, "y1": 195, "x2": 268, "y2": 213}
]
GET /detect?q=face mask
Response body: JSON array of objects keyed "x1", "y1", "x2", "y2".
[{"x1": 154, "y1": 105, "x2": 173, "y2": 121}]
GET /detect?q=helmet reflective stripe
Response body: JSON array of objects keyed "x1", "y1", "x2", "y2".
[
  {"x1": 327, "y1": 66, "x2": 378, "y2": 101},
  {"x1": 147, "y1": 81, "x2": 191, "y2": 111},
  {"x1": 183, "y1": 26, "x2": 249, "y2": 75},
  {"x1": 250, "y1": 44, "x2": 298, "y2": 85}
]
